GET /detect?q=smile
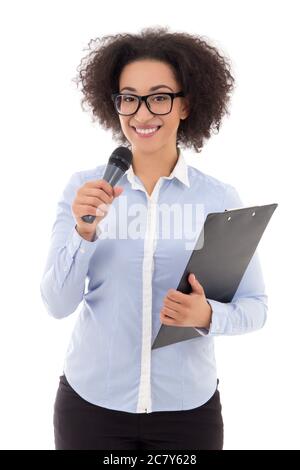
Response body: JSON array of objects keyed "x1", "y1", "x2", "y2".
[{"x1": 131, "y1": 126, "x2": 161, "y2": 137}]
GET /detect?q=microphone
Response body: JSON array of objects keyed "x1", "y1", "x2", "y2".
[{"x1": 81, "y1": 146, "x2": 133, "y2": 224}]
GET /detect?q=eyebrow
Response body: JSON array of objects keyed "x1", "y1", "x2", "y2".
[{"x1": 120, "y1": 84, "x2": 174, "y2": 93}]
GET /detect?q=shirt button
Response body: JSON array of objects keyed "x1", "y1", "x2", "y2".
[{"x1": 79, "y1": 248, "x2": 85, "y2": 253}]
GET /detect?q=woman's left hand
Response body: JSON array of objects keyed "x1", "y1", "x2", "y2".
[{"x1": 160, "y1": 273, "x2": 212, "y2": 329}]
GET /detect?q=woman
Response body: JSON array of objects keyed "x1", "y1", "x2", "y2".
[{"x1": 40, "y1": 26, "x2": 268, "y2": 450}]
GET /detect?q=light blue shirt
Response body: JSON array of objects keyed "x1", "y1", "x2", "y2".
[{"x1": 40, "y1": 150, "x2": 268, "y2": 414}]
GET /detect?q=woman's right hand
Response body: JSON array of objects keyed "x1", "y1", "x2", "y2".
[{"x1": 72, "y1": 179, "x2": 123, "y2": 240}]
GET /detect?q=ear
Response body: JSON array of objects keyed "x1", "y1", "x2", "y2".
[{"x1": 180, "y1": 97, "x2": 190, "y2": 120}]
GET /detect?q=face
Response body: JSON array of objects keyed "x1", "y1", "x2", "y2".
[{"x1": 117, "y1": 60, "x2": 189, "y2": 154}]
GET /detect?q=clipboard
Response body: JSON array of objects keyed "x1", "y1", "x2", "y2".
[{"x1": 152, "y1": 202, "x2": 278, "y2": 350}]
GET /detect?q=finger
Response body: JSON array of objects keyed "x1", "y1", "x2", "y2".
[
  {"x1": 96, "y1": 203, "x2": 109, "y2": 214},
  {"x1": 86, "y1": 180, "x2": 113, "y2": 197},
  {"x1": 113, "y1": 186, "x2": 123, "y2": 198},
  {"x1": 161, "y1": 308, "x2": 184, "y2": 326},
  {"x1": 83, "y1": 188, "x2": 114, "y2": 204},
  {"x1": 75, "y1": 204, "x2": 99, "y2": 217},
  {"x1": 77, "y1": 196, "x2": 111, "y2": 208},
  {"x1": 166, "y1": 289, "x2": 189, "y2": 305},
  {"x1": 161, "y1": 308, "x2": 177, "y2": 321},
  {"x1": 188, "y1": 273, "x2": 205, "y2": 295},
  {"x1": 163, "y1": 298, "x2": 182, "y2": 313},
  {"x1": 163, "y1": 305, "x2": 184, "y2": 319},
  {"x1": 96, "y1": 208, "x2": 106, "y2": 216},
  {"x1": 164, "y1": 305, "x2": 186, "y2": 321},
  {"x1": 161, "y1": 313, "x2": 176, "y2": 326}
]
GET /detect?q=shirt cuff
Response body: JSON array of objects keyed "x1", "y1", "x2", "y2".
[
  {"x1": 194, "y1": 327, "x2": 209, "y2": 336},
  {"x1": 204, "y1": 298, "x2": 230, "y2": 335},
  {"x1": 66, "y1": 226, "x2": 101, "y2": 260},
  {"x1": 194, "y1": 300, "x2": 213, "y2": 336}
]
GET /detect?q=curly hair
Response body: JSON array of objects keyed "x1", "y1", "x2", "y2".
[{"x1": 73, "y1": 26, "x2": 235, "y2": 153}]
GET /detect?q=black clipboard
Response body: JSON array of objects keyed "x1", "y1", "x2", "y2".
[{"x1": 152, "y1": 203, "x2": 278, "y2": 350}]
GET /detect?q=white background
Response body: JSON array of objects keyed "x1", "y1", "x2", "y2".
[{"x1": 0, "y1": 0, "x2": 299, "y2": 450}]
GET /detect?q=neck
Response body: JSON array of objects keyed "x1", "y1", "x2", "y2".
[{"x1": 131, "y1": 145, "x2": 179, "y2": 181}]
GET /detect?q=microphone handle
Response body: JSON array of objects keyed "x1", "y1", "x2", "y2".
[{"x1": 81, "y1": 164, "x2": 124, "y2": 223}]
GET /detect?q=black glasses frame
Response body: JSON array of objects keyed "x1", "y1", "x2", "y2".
[{"x1": 111, "y1": 91, "x2": 185, "y2": 116}]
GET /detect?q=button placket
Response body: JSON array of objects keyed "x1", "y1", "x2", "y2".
[{"x1": 137, "y1": 181, "x2": 162, "y2": 413}]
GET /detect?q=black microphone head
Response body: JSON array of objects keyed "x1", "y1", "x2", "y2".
[
  {"x1": 108, "y1": 146, "x2": 133, "y2": 172},
  {"x1": 81, "y1": 146, "x2": 132, "y2": 224}
]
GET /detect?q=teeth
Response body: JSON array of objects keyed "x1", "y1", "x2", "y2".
[{"x1": 135, "y1": 127, "x2": 159, "y2": 134}]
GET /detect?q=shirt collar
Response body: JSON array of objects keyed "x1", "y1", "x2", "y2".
[{"x1": 124, "y1": 148, "x2": 190, "y2": 188}]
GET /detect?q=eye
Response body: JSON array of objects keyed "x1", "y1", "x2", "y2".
[{"x1": 154, "y1": 95, "x2": 167, "y2": 102}]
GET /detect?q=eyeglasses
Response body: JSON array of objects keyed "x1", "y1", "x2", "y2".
[{"x1": 111, "y1": 91, "x2": 185, "y2": 116}]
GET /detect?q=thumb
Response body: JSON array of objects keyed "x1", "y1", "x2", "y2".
[
  {"x1": 188, "y1": 273, "x2": 205, "y2": 295},
  {"x1": 113, "y1": 186, "x2": 123, "y2": 198}
]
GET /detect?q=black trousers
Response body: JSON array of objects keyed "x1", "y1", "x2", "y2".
[{"x1": 54, "y1": 374, "x2": 223, "y2": 450}]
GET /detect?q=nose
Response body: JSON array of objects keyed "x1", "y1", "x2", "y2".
[{"x1": 134, "y1": 99, "x2": 154, "y2": 120}]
